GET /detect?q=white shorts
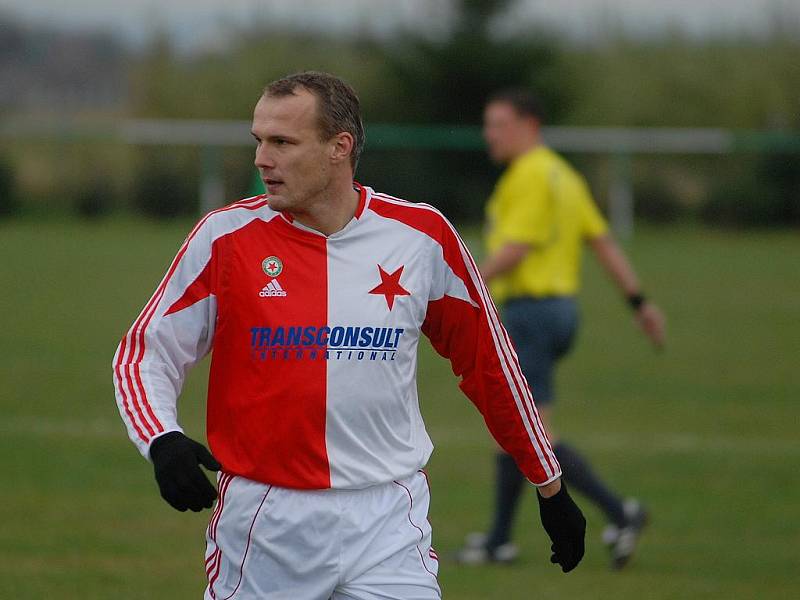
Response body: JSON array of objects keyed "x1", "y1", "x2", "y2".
[{"x1": 203, "y1": 470, "x2": 441, "y2": 600}]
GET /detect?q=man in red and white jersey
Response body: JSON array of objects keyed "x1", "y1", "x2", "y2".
[{"x1": 112, "y1": 71, "x2": 586, "y2": 599}]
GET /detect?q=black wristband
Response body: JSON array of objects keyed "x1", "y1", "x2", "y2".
[{"x1": 627, "y1": 293, "x2": 646, "y2": 311}]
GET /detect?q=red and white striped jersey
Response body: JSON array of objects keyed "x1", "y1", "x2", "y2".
[{"x1": 113, "y1": 184, "x2": 560, "y2": 490}]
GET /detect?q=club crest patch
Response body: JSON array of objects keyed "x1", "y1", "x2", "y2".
[{"x1": 262, "y1": 256, "x2": 283, "y2": 277}]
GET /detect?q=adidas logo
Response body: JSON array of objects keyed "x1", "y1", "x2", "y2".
[{"x1": 259, "y1": 279, "x2": 287, "y2": 297}]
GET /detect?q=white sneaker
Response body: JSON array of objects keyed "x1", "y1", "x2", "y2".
[
  {"x1": 601, "y1": 524, "x2": 620, "y2": 546},
  {"x1": 609, "y1": 498, "x2": 649, "y2": 570},
  {"x1": 454, "y1": 532, "x2": 519, "y2": 565},
  {"x1": 464, "y1": 532, "x2": 488, "y2": 549}
]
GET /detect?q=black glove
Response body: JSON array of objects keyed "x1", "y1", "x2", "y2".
[
  {"x1": 537, "y1": 482, "x2": 586, "y2": 572},
  {"x1": 149, "y1": 431, "x2": 222, "y2": 512}
]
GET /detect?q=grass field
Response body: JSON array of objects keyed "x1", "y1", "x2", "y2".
[{"x1": 1, "y1": 218, "x2": 798, "y2": 599}]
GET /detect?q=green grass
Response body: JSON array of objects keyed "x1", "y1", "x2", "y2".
[{"x1": 1, "y1": 218, "x2": 798, "y2": 598}]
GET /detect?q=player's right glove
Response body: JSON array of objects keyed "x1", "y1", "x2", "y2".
[
  {"x1": 149, "y1": 431, "x2": 222, "y2": 512},
  {"x1": 537, "y1": 481, "x2": 586, "y2": 572}
]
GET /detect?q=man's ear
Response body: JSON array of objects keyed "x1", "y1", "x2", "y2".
[
  {"x1": 330, "y1": 132, "x2": 355, "y2": 165},
  {"x1": 526, "y1": 115, "x2": 541, "y2": 135}
]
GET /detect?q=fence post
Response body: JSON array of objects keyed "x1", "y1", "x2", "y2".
[
  {"x1": 609, "y1": 152, "x2": 634, "y2": 238},
  {"x1": 199, "y1": 145, "x2": 224, "y2": 215}
]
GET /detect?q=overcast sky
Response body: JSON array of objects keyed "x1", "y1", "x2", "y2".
[{"x1": 2, "y1": 0, "x2": 798, "y2": 50}]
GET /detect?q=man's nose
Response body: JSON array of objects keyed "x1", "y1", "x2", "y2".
[{"x1": 254, "y1": 145, "x2": 275, "y2": 170}]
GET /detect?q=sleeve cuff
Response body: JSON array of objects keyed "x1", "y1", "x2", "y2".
[
  {"x1": 529, "y1": 470, "x2": 563, "y2": 487},
  {"x1": 144, "y1": 427, "x2": 184, "y2": 461}
]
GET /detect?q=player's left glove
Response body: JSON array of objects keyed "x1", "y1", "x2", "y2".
[
  {"x1": 149, "y1": 431, "x2": 222, "y2": 512},
  {"x1": 537, "y1": 482, "x2": 586, "y2": 572}
]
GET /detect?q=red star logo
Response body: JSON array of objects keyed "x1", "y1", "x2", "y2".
[{"x1": 369, "y1": 265, "x2": 411, "y2": 310}]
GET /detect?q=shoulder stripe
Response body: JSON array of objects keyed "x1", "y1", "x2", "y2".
[
  {"x1": 446, "y1": 218, "x2": 559, "y2": 477},
  {"x1": 230, "y1": 194, "x2": 269, "y2": 207},
  {"x1": 449, "y1": 225, "x2": 559, "y2": 478},
  {"x1": 115, "y1": 199, "x2": 271, "y2": 443},
  {"x1": 371, "y1": 192, "x2": 441, "y2": 216},
  {"x1": 368, "y1": 194, "x2": 454, "y2": 252}
]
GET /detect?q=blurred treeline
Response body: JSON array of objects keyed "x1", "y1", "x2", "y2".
[{"x1": 1, "y1": 0, "x2": 799, "y2": 226}]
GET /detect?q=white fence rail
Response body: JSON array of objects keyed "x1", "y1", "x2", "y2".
[{"x1": 3, "y1": 118, "x2": 797, "y2": 235}]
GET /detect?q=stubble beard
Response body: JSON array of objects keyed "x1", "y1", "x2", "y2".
[{"x1": 267, "y1": 177, "x2": 330, "y2": 218}]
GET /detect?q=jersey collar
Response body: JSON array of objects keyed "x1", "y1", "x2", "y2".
[
  {"x1": 353, "y1": 181, "x2": 369, "y2": 219},
  {"x1": 276, "y1": 181, "x2": 371, "y2": 237}
]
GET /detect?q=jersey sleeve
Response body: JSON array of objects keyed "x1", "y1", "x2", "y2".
[
  {"x1": 492, "y1": 163, "x2": 553, "y2": 247},
  {"x1": 577, "y1": 178, "x2": 609, "y2": 240},
  {"x1": 422, "y1": 215, "x2": 561, "y2": 486},
  {"x1": 112, "y1": 218, "x2": 220, "y2": 459}
]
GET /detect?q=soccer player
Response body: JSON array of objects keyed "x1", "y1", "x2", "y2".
[
  {"x1": 455, "y1": 90, "x2": 666, "y2": 570},
  {"x1": 112, "y1": 72, "x2": 586, "y2": 599}
]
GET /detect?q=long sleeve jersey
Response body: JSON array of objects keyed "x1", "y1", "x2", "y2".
[{"x1": 112, "y1": 184, "x2": 560, "y2": 490}]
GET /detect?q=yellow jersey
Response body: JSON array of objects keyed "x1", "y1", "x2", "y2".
[{"x1": 485, "y1": 145, "x2": 608, "y2": 302}]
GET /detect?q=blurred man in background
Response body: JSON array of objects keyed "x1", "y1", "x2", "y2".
[{"x1": 456, "y1": 89, "x2": 666, "y2": 570}]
